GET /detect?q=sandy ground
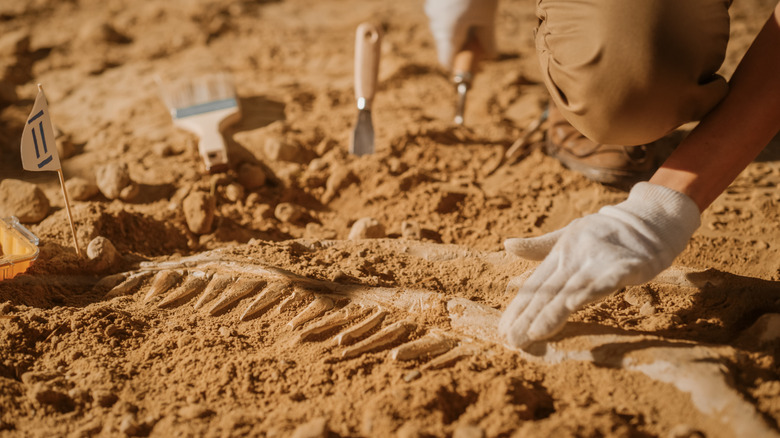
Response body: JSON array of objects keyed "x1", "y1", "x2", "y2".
[{"x1": 1, "y1": 0, "x2": 779, "y2": 436}]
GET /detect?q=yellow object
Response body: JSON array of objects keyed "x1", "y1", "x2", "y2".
[{"x1": 0, "y1": 216, "x2": 40, "y2": 280}]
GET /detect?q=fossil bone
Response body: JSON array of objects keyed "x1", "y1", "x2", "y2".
[
  {"x1": 288, "y1": 296, "x2": 334, "y2": 329},
  {"x1": 341, "y1": 320, "x2": 415, "y2": 359},
  {"x1": 390, "y1": 332, "x2": 457, "y2": 361},
  {"x1": 194, "y1": 273, "x2": 234, "y2": 310},
  {"x1": 298, "y1": 304, "x2": 369, "y2": 342},
  {"x1": 335, "y1": 308, "x2": 387, "y2": 346},
  {"x1": 239, "y1": 281, "x2": 289, "y2": 321},
  {"x1": 209, "y1": 278, "x2": 266, "y2": 316},
  {"x1": 144, "y1": 269, "x2": 183, "y2": 303},
  {"x1": 157, "y1": 271, "x2": 210, "y2": 308}
]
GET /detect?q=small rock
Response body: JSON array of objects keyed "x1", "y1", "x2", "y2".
[
  {"x1": 403, "y1": 370, "x2": 421, "y2": 382},
  {"x1": 182, "y1": 191, "x2": 216, "y2": 235},
  {"x1": 639, "y1": 302, "x2": 656, "y2": 316},
  {"x1": 348, "y1": 217, "x2": 385, "y2": 240},
  {"x1": 264, "y1": 137, "x2": 304, "y2": 163},
  {"x1": 0, "y1": 179, "x2": 50, "y2": 223},
  {"x1": 245, "y1": 192, "x2": 262, "y2": 206},
  {"x1": 87, "y1": 236, "x2": 122, "y2": 271},
  {"x1": 453, "y1": 424, "x2": 485, "y2": 438},
  {"x1": 323, "y1": 165, "x2": 356, "y2": 203},
  {"x1": 624, "y1": 287, "x2": 653, "y2": 307},
  {"x1": 274, "y1": 203, "x2": 305, "y2": 223},
  {"x1": 291, "y1": 417, "x2": 329, "y2": 438},
  {"x1": 224, "y1": 183, "x2": 245, "y2": 202},
  {"x1": 55, "y1": 134, "x2": 77, "y2": 159},
  {"x1": 119, "y1": 414, "x2": 140, "y2": 436},
  {"x1": 178, "y1": 405, "x2": 214, "y2": 420},
  {"x1": 104, "y1": 324, "x2": 120, "y2": 337},
  {"x1": 236, "y1": 162, "x2": 266, "y2": 189},
  {"x1": 65, "y1": 177, "x2": 99, "y2": 201},
  {"x1": 95, "y1": 163, "x2": 131, "y2": 200},
  {"x1": 396, "y1": 423, "x2": 423, "y2": 438},
  {"x1": 93, "y1": 390, "x2": 118, "y2": 408},
  {"x1": 119, "y1": 182, "x2": 140, "y2": 202},
  {"x1": 218, "y1": 326, "x2": 234, "y2": 337},
  {"x1": 401, "y1": 221, "x2": 421, "y2": 240}
]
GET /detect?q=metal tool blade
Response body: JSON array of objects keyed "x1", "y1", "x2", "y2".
[{"x1": 349, "y1": 109, "x2": 374, "y2": 156}]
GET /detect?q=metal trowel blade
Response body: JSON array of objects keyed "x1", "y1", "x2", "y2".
[{"x1": 349, "y1": 109, "x2": 374, "y2": 156}]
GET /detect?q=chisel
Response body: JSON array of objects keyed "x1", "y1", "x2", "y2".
[
  {"x1": 349, "y1": 22, "x2": 382, "y2": 156},
  {"x1": 453, "y1": 32, "x2": 481, "y2": 125}
]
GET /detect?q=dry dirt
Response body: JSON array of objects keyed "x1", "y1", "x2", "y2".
[{"x1": 1, "y1": 0, "x2": 780, "y2": 437}]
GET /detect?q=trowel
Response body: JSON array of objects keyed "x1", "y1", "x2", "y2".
[
  {"x1": 453, "y1": 32, "x2": 481, "y2": 125},
  {"x1": 349, "y1": 22, "x2": 382, "y2": 156}
]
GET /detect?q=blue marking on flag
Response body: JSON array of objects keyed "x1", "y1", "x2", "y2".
[
  {"x1": 32, "y1": 127, "x2": 40, "y2": 159},
  {"x1": 38, "y1": 122, "x2": 48, "y2": 154},
  {"x1": 27, "y1": 110, "x2": 44, "y2": 125},
  {"x1": 37, "y1": 155, "x2": 53, "y2": 168}
]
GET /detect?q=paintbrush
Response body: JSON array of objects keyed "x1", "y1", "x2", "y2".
[
  {"x1": 158, "y1": 72, "x2": 241, "y2": 173},
  {"x1": 349, "y1": 22, "x2": 382, "y2": 156}
]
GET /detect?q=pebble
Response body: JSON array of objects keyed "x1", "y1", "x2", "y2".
[
  {"x1": 265, "y1": 137, "x2": 304, "y2": 163},
  {"x1": 218, "y1": 326, "x2": 234, "y2": 337},
  {"x1": 291, "y1": 417, "x2": 329, "y2": 438},
  {"x1": 182, "y1": 191, "x2": 216, "y2": 235},
  {"x1": 403, "y1": 370, "x2": 421, "y2": 382},
  {"x1": 401, "y1": 221, "x2": 421, "y2": 240},
  {"x1": 65, "y1": 177, "x2": 99, "y2": 201},
  {"x1": 178, "y1": 405, "x2": 214, "y2": 420},
  {"x1": 0, "y1": 179, "x2": 50, "y2": 223},
  {"x1": 453, "y1": 424, "x2": 485, "y2": 438},
  {"x1": 87, "y1": 236, "x2": 122, "y2": 271},
  {"x1": 119, "y1": 182, "x2": 140, "y2": 202},
  {"x1": 274, "y1": 202, "x2": 305, "y2": 223},
  {"x1": 236, "y1": 162, "x2": 266, "y2": 189},
  {"x1": 95, "y1": 163, "x2": 132, "y2": 200},
  {"x1": 348, "y1": 217, "x2": 385, "y2": 240},
  {"x1": 224, "y1": 183, "x2": 245, "y2": 202},
  {"x1": 323, "y1": 165, "x2": 356, "y2": 203},
  {"x1": 639, "y1": 302, "x2": 657, "y2": 316},
  {"x1": 119, "y1": 414, "x2": 140, "y2": 436}
]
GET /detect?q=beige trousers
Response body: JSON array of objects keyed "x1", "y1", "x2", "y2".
[{"x1": 536, "y1": 0, "x2": 732, "y2": 145}]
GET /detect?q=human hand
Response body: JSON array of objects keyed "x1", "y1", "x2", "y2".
[
  {"x1": 498, "y1": 182, "x2": 701, "y2": 348},
  {"x1": 424, "y1": 0, "x2": 498, "y2": 68}
]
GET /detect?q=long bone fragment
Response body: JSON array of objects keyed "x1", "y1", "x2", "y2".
[
  {"x1": 341, "y1": 320, "x2": 416, "y2": 359},
  {"x1": 298, "y1": 304, "x2": 369, "y2": 342},
  {"x1": 157, "y1": 271, "x2": 210, "y2": 307},
  {"x1": 144, "y1": 269, "x2": 183, "y2": 303},
  {"x1": 239, "y1": 281, "x2": 289, "y2": 321},
  {"x1": 335, "y1": 309, "x2": 387, "y2": 346},
  {"x1": 209, "y1": 277, "x2": 266, "y2": 316},
  {"x1": 288, "y1": 296, "x2": 334, "y2": 329},
  {"x1": 194, "y1": 273, "x2": 234, "y2": 310}
]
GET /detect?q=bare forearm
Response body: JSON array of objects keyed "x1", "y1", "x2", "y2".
[{"x1": 650, "y1": 3, "x2": 780, "y2": 211}]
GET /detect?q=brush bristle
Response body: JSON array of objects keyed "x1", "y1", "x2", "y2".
[{"x1": 159, "y1": 72, "x2": 237, "y2": 110}]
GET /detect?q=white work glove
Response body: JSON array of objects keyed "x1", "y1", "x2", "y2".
[
  {"x1": 424, "y1": 0, "x2": 498, "y2": 68},
  {"x1": 498, "y1": 182, "x2": 701, "y2": 348}
]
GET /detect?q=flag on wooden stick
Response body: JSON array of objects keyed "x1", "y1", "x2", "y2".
[{"x1": 20, "y1": 84, "x2": 81, "y2": 257}]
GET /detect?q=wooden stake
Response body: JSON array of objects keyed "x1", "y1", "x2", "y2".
[{"x1": 56, "y1": 168, "x2": 81, "y2": 257}]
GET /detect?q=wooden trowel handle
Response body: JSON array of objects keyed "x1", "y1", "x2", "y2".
[
  {"x1": 354, "y1": 22, "x2": 382, "y2": 110},
  {"x1": 453, "y1": 32, "x2": 481, "y2": 78}
]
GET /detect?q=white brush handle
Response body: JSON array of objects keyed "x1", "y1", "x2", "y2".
[
  {"x1": 354, "y1": 23, "x2": 382, "y2": 110},
  {"x1": 174, "y1": 108, "x2": 239, "y2": 172}
]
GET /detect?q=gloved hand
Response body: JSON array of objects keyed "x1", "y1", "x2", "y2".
[
  {"x1": 498, "y1": 182, "x2": 701, "y2": 348},
  {"x1": 424, "y1": 0, "x2": 498, "y2": 68}
]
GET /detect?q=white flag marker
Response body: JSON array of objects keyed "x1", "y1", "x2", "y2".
[{"x1": 20, "y1": 84, "x2": 81, "y2": 257}]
